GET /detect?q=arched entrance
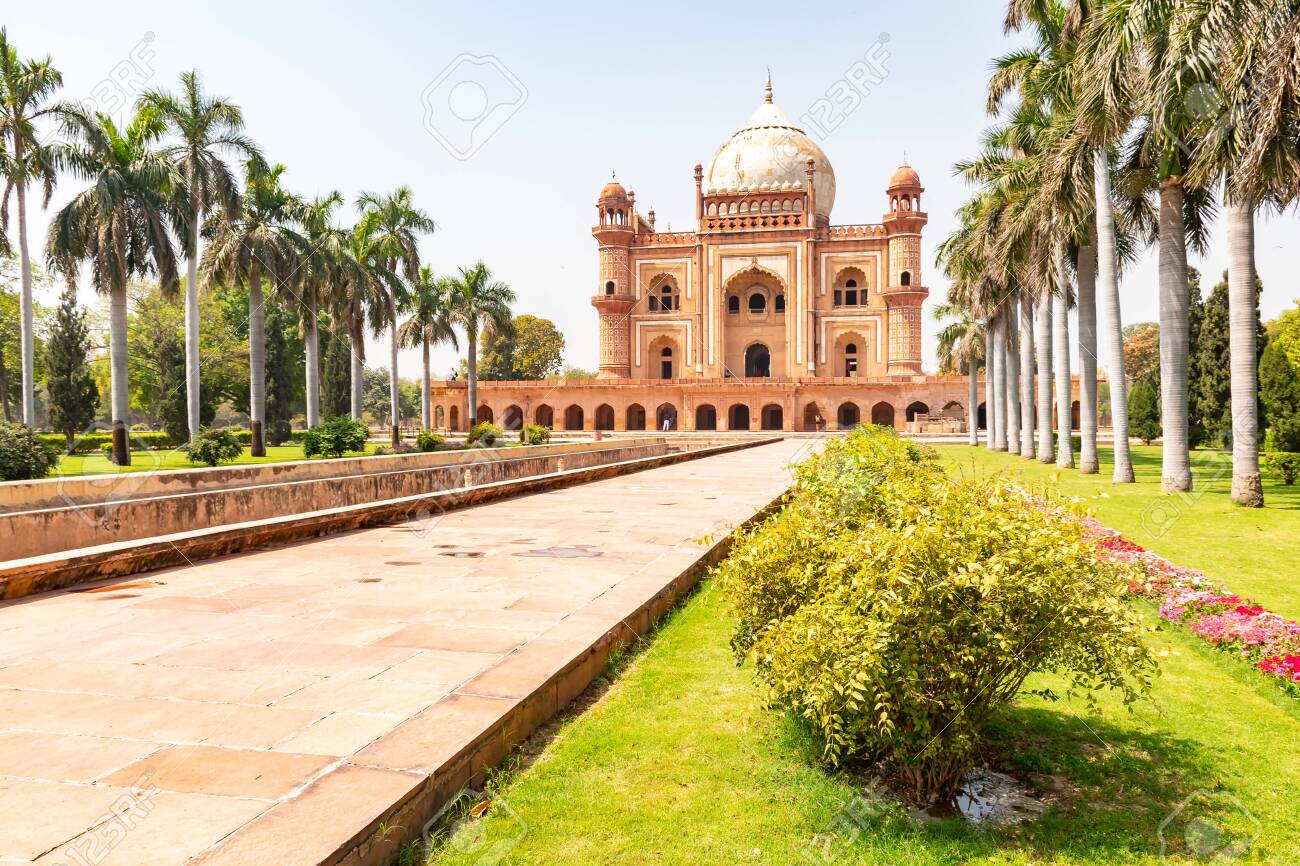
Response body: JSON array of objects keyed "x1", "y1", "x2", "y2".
[
  {"x1": 871, "y1": 401, "x2": 895, "y2": 428},
  {"x1": 837, "y1": 402, "x2": 860, "y2": 430},
  {"x1": 502, "y1": 405, "x2": 523, "y2": 432},
  {"x1": 761, "y1": 404, "x2": 783, "y2": 431},
  {"x1": 728, "y1": 404, "x2": 751, "y2": 431},
  {"x1": 535, "y1": 404, "x2": 554, "y2": 428},
  {"x1": 449, "y1": 405, "x2": 460, "y2": 432},
  {"x1": 435, "y1": 405, "x2": 445, "y2": 429},
  {"x1": 695, "y1": 404, "x2": 717, "y2": 431},
  {"x1": 477, "y1": 405, "x2": 493, "y2": 424},
  {"x1": 626, "y1": 403, "x2": 646, "y2": 431},
  {"x1": 595, "y1": 404, "x2": 615, "y2": 431},
  {"x1": 977, "y1": 402, "x2": 987, "y2": 431},
  {"x1": 564, "y1": 404, "x2": 584, "y2": 431},
  {"x1": 655, "y1": 403, "x2": 678, "y2": 431},
  {"x1": 803, "y1": 402, "x2": 824, "y2": 432},
  {"x1": 906, "y1": 401, "x2": 930, "y2": 422},
  {"x1": 744, "y1": 343, "x2": 771, "y2": 378},
  {"x1": 1071, "y1": 400, "x2": 1081, "y2": 430}
]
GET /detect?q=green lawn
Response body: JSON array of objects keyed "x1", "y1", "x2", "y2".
[
  {"x1": 417, "y1": 441, "x2": 1300, "y2": 866},
  {"x1": 422, "y1": 578, "x2": 1300, "y2": 865},
  {"x1": 53, "y1": 443, "x2": 381, "y2": 476},
  {"x1": 935, "y1": 444, "x2": 1300, "y2": 619}
]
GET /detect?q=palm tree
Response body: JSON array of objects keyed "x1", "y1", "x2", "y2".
[
  {"x1": 202, "y1": 161, "x2": 307, "y2": 456},
  {"x1": 1053, "y1": 251, "x2": 1075, "y2": 468},
  {"x1": 139, "y1": 70, "x2": 262, "y2": 442},
  {"x1": 935, "y1": 300, "x2": 985, "y2": 446},
  {"x1": 46, "y1": 105, "x2": 180, "y2": 466},
  {"x1": 335, "y1": 213, "x2": 398, "y2": 422},
  {"x1": 356, "y1": 187, "x2": 434, "y2": 446},
  {"x1": 297, "y1": 191, "x2": 352, "y2": 428},
  {"x1": 0, "y1": 29, "x2": 61, "y2": 428},
  {"x1": 399, "y1": 266, "x2": 458, "y2": 430},
  {"x1": 1076, "y1": 242, "x2": 1099, "y2": 472},
  {"x1": 446, "y1": 261, "x2": 515, "y2": 428},
  {"x1": 1178, "y1": 0, "x2": 1293, "y2": 505}
]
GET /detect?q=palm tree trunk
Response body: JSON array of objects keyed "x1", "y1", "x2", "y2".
[
  {"x1": 968, "y1": 357, "x2": 979, "y2": 446},
  {"x1": 1227, "y1": 198, "x2": 1263, "y2": 506},
  {"x1": 1019, "y1": 293, "x2": 1035, "y2": 458},
  {"x1": 1035, "y1": 298, "x2": 1053, "y2": 462},
  {"x1": 1077, "y1": 244, "x2": 1099, "y2": 473},
  {"x1": 1053, "y1": 270, "x2": 1074, "y2": 468},
  {"x1": 1158, "y1": 180, "x2": 1192, "y2": 492},
  {"x1": 350, "y1": 316, "x2": 364, "y2": 420},
  {"x1": 185, "y1": 202, "x2": 202, "y2": 440},
  {"x1": 421, "y1": 334, "x2": 432, "y2": 431},
  {"x1": 467, "y1": 322, "x2": 479, "y2": 427},
  {"x1": 248, "y1": 266, "x2": 266, "y2": 457},
  {"x1": 1006, "y1": 306, "x2": 1021, "y2": 455},
  {"x1": 1095, "y1": 149, "x2": 1134, "y2": 483},
  {"x1": 984, "y1": 325, "x2": 996, "y2": 452},
  {"x1": 304, "y1": 293, "x2": 320, "y2": 428},
  {"x1": 992, "y1": 312, "x2": 1008, "y2": 451},
  {"x1": 388, "y1": 297, "x2": 401, "y2": 447},
  {"x1": 15, "y1": 175, "x2": 35, "y2": 428},
  {"x1": 109, "y1": 282, "x2": 131, "y2": 466}
]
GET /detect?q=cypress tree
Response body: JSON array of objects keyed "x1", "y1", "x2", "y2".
[
  {"x1": 320, "y1": 322, "x2": 351, "y2": 420},
  {"x1": 44, "y1": 292, "x2": 99, "y2": 453},
  {"x1": 1129, "y1": 378, "x2": 1161, "y2": 446},
  {"x1": 1261, "y1": 341, "x2": 1300, "y2": 453}
]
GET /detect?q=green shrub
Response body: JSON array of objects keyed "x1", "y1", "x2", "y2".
[
  {"x1": 266, "y1": 420, "x2": 293, "y2": 447},
  {"x1": 181, "y1": 427, "x2": 245, "y2": 467},
  {"x1": 301, "y1": 416, "x2": 369, "y2": 459},
  {"x1": 716, "y1": 426, "x2": 1154, "y2": 805},
  {"x1": 1264, "y1": 450, "x2": 1300, "y2": 485},
  {"x1": 0, "y1": 422, "x2": 59, "y2": 481},
  {"x1": 520, "y1": 423, "x2": 551, "y2": 445},
  {"x1": 467, "y1": 421, "x2": 504, "y2": 447},
  {"x1": 415, "y1": 430, "x2": 445, "y2": 452}
]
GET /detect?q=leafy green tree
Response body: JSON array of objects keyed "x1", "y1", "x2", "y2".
[
  {"x1": 560, "y1": 366, "x2": 597, "y2": 381},
  {"x1": 476, "y1": 314, "x2": 564, "y2": 381},
  {"x1": 154, "y1": 331, "x2": 190, "y2": 443},
  {"x1": 1261, "y1": 341, "x2": 1300, "y2": 454},
  {"x1": 181, "y1": 426, "x2": 243, "y2": 466},
  {"x1": 1129, "y1": 377, "x2": 1161, "y2": 446},
  {"x1": 44, "y1": 291, "x2": 98, "y2": 451},
  {"x1": 1123, "y1": 323, "x2": 1160, "y2": 388}
]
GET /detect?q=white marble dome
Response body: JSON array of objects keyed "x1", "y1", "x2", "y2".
[{"x1": 703, "y1": 78, "x2": 836, "y2": 218}]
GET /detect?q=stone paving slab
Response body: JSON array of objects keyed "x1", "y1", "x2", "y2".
[{"x1": 0, "y1": 438, "x2": 814, "y2": 865}]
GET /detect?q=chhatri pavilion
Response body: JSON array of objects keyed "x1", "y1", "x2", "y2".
[{"x1": 431, "y1": 78, "x2": 972, "y2": 433}]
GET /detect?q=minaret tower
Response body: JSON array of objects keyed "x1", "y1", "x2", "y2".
[
  {"x1": 882, "y1": 162, "x2": 929, "y2": 375},
  {"x1": 592, "y1": 175, "x2": 635, "y2": 379}
]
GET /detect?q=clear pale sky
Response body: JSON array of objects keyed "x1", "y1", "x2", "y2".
[{"x1": 5, "y1": 0, "x2": 1296, "y2": 380}]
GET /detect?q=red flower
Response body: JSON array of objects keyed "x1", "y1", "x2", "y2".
[{"x1": 1235, "y1": 605, "x2": 1265, "y2": 618}]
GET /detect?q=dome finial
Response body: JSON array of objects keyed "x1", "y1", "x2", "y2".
[{"x1": 764, "y1": 68, "x2": 773, "y2": 104}]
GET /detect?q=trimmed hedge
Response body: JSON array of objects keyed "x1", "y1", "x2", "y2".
[{"x1": 42, "y1": 428, "x2": 259, "y2": 454}]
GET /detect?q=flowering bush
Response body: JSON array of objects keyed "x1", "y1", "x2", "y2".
[{"x1": 1080, "y1": 517, "x2": 1300, "y2": 696}]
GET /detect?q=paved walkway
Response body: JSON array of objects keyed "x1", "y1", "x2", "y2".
[{"x1": 0, "y1": 438, "x2": 812, "y2": 866}]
